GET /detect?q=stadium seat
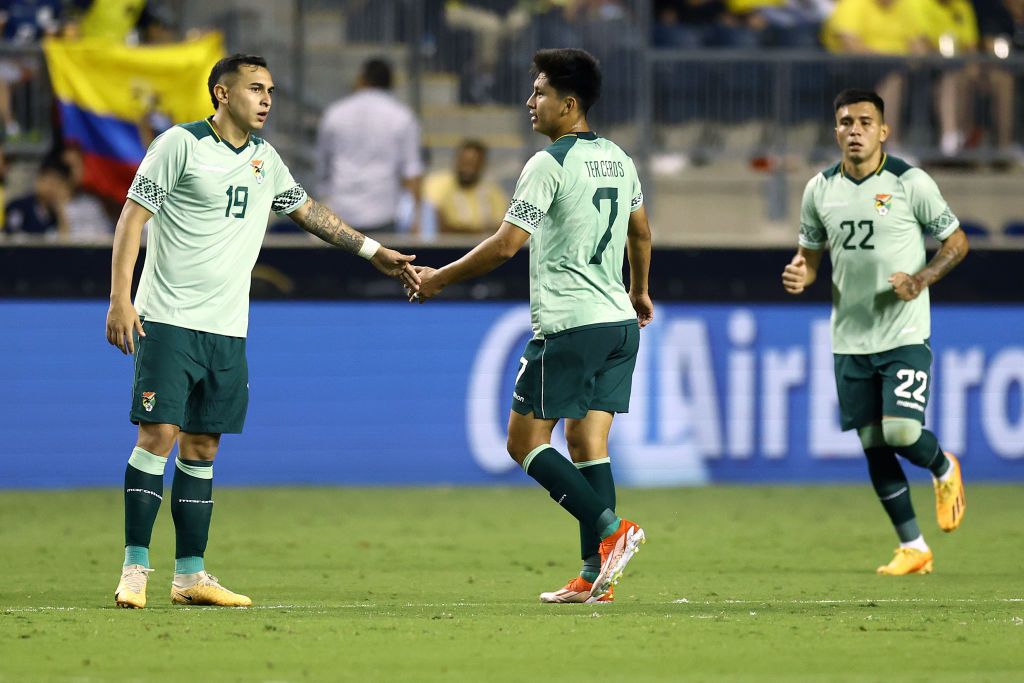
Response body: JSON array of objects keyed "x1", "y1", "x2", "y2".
[
  {"x1": 1003, "y1": 222, "x2": 1024, "y2": 237},
  {"x1": 958, "y1": 221, "x2": 989, "y2": 238}
]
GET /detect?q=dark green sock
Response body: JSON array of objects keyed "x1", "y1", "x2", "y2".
[
  {"x1": 577, "y1": 458, "x2": 615, "y2": 580},
  {"x1": 171, "y1": 458, "x2": 214, "y2": 564},
  {"x1": 894, "y1": 429, "x2": 950, "y2": 478},
  {"x1": 123, "y1": 447, "x2": 167, "y2": 568},
  {"x1": 522, "y1": 446, "x2": 617, "y2": 533},
  {"x1": 865, "y1": 447, "x2": 921, "y2": 542}
]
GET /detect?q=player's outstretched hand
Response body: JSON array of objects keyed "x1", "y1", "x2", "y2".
[
  {"x1": 782, "y1": 254, "x2": 807, "y2": 294},
  {"x1": 630, "y1": 290, "x2": 654, "y2": 328},
  {"x1": 106, "y1": 298, "x2": 145, "y2": 355},
  {"x1": 889, "y1": 271, "x2": 924, "y2": 301},
  {"x1": 371, "y1": 247, "x2": 419, "y2": 291},
  {"x1": 406, "y1": 266, "x2": 442, "y2": 303}
]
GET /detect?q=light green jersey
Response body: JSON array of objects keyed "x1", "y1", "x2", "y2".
[
  {"x1": 503, "y1": 132, "x2": 643, "y2": 338},
  {"x1": 128, "y1": 118, "x2": 308, "y2": 338},
  {"x1": 799, "y1": 154, "x2": 959, "y2": 354}
]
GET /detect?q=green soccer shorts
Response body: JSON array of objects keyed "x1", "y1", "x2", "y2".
[
  {"x1": 833, "y1": 342, "x2": 933, "y2": 431},
  {"x1": 130, "y1": 320, "x2": 249, "y2": 434},
  {"x1": 512, "y1": 321, "x2": 640, "y2": 420}
]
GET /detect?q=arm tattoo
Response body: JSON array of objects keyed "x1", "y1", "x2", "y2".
[
  {"x1": 294, "y1": 198, "x2": 366, "y2": 255},
  {"x1": 920, "y1": 232, "x2": 967, "y2": 287}
]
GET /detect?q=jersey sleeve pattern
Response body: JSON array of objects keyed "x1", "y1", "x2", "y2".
[
  {"x1": 271, "y1": 185, "x2": 308, "y2": 214},
  {"x1": 630, "y1": 192, "x2": 644, "y2": 211},
  {"x1": 506, "y1": 198, "x2": 546, "y2": 231},
  {"x1": 128, "y1": 175, "x2": 169, "y2": 212},
  {"x1": 924, "y1": 206, "x2": 959, "y2": 240}
]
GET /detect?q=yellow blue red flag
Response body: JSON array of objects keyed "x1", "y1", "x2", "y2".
[{"x1": 43, "y1": 33, "x2": 224, "y2": 200}]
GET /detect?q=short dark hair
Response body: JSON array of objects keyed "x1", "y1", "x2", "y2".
[
  {"x1": 833, "y1": 88, "x2": 885, "y2": 119},
  {"x1": 361, "y1": 58, "x2": 393, "y2": 90},
  {"x1": 531, "y1": 48, "x2": 602, "y2": 115},
  {"x1": 208, "y1": 53, "x2": 268, "y2": 109},
  {"x1": 39, "y1": 157, "x2": 71, "y2": 180},
  {"x1": 458, "y1": 138, "x2": 487, "y2": 158}
]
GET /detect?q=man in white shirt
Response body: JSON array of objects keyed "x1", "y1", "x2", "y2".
[{"x1": 315, "y1": 58, "x2": 423, "y2": 234}]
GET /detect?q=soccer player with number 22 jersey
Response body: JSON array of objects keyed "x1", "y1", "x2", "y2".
[{"x1": 783, "y1": 89, "x2": 969, "y2": 577}]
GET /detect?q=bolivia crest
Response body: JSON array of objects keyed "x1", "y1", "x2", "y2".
[
  {"x1": 874, "y1": 193, "x2": 892, "y2": 216},
  {"x1": 250, "y1": 159, "x2": 266, "y2": 184},
  {"x1": 141, "y1": 391, "x2": 156, "y2": 412}
]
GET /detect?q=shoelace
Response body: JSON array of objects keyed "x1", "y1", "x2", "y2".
[{"x1": 122, "y1": 567, "x2": 154, "y2": 593}]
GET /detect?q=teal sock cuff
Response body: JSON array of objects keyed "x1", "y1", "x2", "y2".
[
  {"x1": 597, "y1": 511, "x2": 620, "y2": 539},
  {"x1": 575, "y1": 457, "x2": 610, "y2": 469},
  {"x1": 128, "y1": 447, "x2": 168, "y2": 476},
  {"x1": 124, "y1": 545, "x2": 150, "y2": 568},
  {"x1": 175, "y1": 458, "x2": 214, "y2": 480},
  {"x1": 521, "y1": 444, "x2": 551, "y2": 474},
  {"x1": 174, "y1": 556, "x2": 204, "y2": 574}
]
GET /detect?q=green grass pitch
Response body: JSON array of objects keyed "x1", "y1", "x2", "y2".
[{"x1": 2, "y1": 485, "x2": 1023, "y2": 682}]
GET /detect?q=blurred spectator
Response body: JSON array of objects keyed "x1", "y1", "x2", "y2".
[
  {"x1": 757, "y1": 0, "x2": 835, "y2": 47},
  {"x1": 969, "y1": 0, "x2": 1024, "y2": 161},
  {"x1": 62, "y1": 0, "x2": 175, "y2": 45},
  {"x1": 55, "y1": 144, "x2": 113, "y2": 240},
  {"x1": 443, "y1": 0, "x2": 523, "y2": 103},
  {"x1": 4, "y1": 157, "x2": 71, "y2": 238},
  {"x1": 424, "y1": 139, "x2": 508, "y2": 235},
  {"x1": 721, "y1": 0, "x2": 774, "y2": 47},
  {"x1": 823, "y1": 0, "x2": 930, "y2": 147},
  {"x1": 0, "y1": 143, "x2": 6, "y2": 230},
  {"x1": 653, "y1": 0, "x2": 733, "y2": 48},
  {"x1": 0, "y1": 0, "x2": 63, "y2": 138},
  {"x1": 0, "y1": 0, "x2": 61, "y2": 42},
  {"x1": 921, "y1": 0, "x2": 979, "y2": 156},
  {"x1": 315, "y1": 57, "x2": 423, "y2": 234}
]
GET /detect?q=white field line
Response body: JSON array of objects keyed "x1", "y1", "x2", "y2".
[{"x1": 3, "y1": 597, "x2": 1023, "y2": 613}]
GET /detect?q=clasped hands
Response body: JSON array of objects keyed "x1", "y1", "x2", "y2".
[{"x1": 403, "y1": 266, "x2": 443, "y2": 303}]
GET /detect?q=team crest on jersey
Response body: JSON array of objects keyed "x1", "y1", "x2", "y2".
[
  {"x1": 141, "y1": 391, "x2": 156, "y2": 412},
  {"x1": 874, "y1": 194, "x2": 892, "y2": 216},
  {"x1": 250, "y1": 159, "x2": 266, "y2": 184}
]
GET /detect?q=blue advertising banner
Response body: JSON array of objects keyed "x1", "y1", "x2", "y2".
[{"x1": 1, "y1": 301, "x2": 1022, "y2": 488}]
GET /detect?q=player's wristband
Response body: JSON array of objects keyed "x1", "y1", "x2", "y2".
[{"x1": 358, "y1": 237, "x2": 380, "y2": 260}]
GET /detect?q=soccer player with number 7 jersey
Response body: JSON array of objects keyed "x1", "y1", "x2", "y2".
[
  {"x1": 408, "y1": 48, "x2": 653, "y2": 603},
  {"x1": 782, "y1": 89, "x2": 969, "y2": 576},
  {"x1": 105, "y1": 54, "x2": 419, "y2": 609}
]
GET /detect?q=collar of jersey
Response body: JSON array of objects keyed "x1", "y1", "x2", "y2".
[
  {"x1": 555, "y1": 131, "x2": 598, "y2": 141},
  {"x1": 840, "y1": 153, "x2": 887, "y2": 185},
  {"x1": 205, "y1": 116, "x2": 251, "y2": 154}
]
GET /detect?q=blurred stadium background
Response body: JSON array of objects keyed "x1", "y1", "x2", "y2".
[
  {"x1": 2, "y1": 3, "x2": 1024, "y2": 680},
  {"x1": 1, "y1": 0, "x2": 1021, "y2": 488}
]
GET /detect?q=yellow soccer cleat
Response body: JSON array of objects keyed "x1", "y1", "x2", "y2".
[
  {"x1": 540, "y1": 576, "x2": 614, "y2": 604},
  {"x1": 171, "y1": 570, "x2": 252, "y2": 607},
  {"x1": 876, "y1": 547, "x2": 934, "y2": 576},
  {"x1": 115, "y1": 564, "x2": 154, "y2": 609},
  {"x1": 934, "y1": 452, "x2": 966, "y2": 532}
]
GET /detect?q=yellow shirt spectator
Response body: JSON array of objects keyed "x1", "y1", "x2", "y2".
[
  {"x1": 824, "y1": 0, "x2": 929, "y2": 54},
  {"x1": 424, "y1": 140, "x2": 508, "y2": 234},
  {"x1": 920, "y1": 0, "x2": 978, "y2": 52}
]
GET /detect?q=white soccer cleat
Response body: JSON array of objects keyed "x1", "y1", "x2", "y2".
[{"x1": 115, "y1": 564, "x2": 154, "y2": 609}]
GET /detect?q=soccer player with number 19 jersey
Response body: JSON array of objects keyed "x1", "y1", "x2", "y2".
[
  {"x1": 409, "y1": 49, "x2": 652, "y2": 603},
  {"x1": 105, "y1": 54, "x2": 419, "y2": 609},
  {"x1": 783, "y1": 89, "x2": 969, "y2": 576}
]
